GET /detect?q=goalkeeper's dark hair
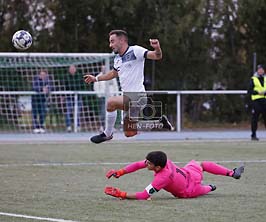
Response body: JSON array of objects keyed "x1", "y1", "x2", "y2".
[
  {"x1": 109, "y1": 29, "x2": 128, "y2": 42},
  {"x1": 146, "y1": 151, "x2": 167, "y2": 168}
]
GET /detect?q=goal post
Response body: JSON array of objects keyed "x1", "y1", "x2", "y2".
[
  {"x1": 0, "y1": 52, "x2": 120, "y2": 133},
  {"x1": 0, "y1": 53, "x2": 250, "y2": 135}
]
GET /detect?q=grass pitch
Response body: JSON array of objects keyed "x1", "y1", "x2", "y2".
[{"x1": 0, "y1": 140, "x2": 266, "y2": 222}]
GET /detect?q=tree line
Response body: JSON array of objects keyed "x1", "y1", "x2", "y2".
[{"x1": 1, "y1": 0, "x2": 265, "y2": 89}]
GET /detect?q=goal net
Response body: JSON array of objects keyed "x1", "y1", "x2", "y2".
[{"x1": 0, "y1": 53, "x2": 120, "y2": 133}]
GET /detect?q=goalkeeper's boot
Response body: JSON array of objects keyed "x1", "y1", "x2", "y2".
[
  {"x1": 159, "y1": 115, "x2": 174, "y2": 131},
  {"x1": 209, "y1": 184, "x2": 216, "y2": 191},
  {"x1": 90, "y1": 132, "x2": 113, "y2": 144},
  {"x1": 232, "y1": 165, "x2": 245, "y2": 179}
]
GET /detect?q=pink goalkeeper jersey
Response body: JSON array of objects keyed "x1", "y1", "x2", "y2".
[{"x1": 124, "y1": 159, "x2": 188, "y2": 199}]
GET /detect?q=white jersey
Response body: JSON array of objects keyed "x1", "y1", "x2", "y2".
[{"x1": 113, "y1": 45, "x2": 148, "y2": 92}]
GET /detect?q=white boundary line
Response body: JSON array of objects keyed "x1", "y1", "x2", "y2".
[
  {"x1": 0, "y1": 212, "x2": 79, "y2": 222},
  {"x1": 0, "y1": 160, "x2": 266, "y2": 168}
]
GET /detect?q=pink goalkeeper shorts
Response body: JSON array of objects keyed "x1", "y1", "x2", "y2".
[{"x1": 182, "y1": 160, "x2": 204, "y2": 195}]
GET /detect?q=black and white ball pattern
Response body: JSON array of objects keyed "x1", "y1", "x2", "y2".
[{"x1": 12, "y1": 30, "x2": 32, "y2": 50}]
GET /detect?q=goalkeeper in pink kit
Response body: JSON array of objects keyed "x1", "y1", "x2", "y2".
[{"x1": 104, "y1": 151, "x2": 244, "y2": 200}]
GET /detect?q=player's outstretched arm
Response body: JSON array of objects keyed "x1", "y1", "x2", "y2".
[
  {"x1": 146, "y1": 39, "x2": 162, "y2": 60},
  {"x1": 104, "y1": 187, "x2": 139, "y2": 199},
  {"x1": 106, "y1": 160, "x2": 147, "y2": 179},
  {"x1": 104, "y1": 186, "x2": 151, "y2": 200},
  {"x1": 83, "y1": 69, "x2": 118, "y2": 84}
]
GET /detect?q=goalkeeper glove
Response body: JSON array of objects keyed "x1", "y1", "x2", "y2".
[
  {"x1": 106, "y1": 169, "x2": 126, "y2": 179},
  {"x1": 104, "y1": 186, "x2": 127, "y2": 199}
]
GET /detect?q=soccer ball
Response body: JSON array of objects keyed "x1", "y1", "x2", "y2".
[{"x1": 12, "y1": 30, "x2": 32, "y2": 50}]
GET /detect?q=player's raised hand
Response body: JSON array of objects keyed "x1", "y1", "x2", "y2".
[
  {"x1": 104, "y1": 186, "x2": 127, "y2": 199},
  {"x1": 106, "y1": 169, "x2": 126, "y2": 179},
  {"x1": 149, "y1": 39, "x2": 160, "y2": 49},
  {"x1": 83, "y1": 74, "x2": 96, "y2": 84}
]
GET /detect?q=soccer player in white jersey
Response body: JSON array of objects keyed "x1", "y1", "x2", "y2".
[{"x1": 84, "y1": 30, "x2": 173, "y2": 143}]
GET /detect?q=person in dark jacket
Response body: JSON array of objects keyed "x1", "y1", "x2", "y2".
[
  {"x1": 32, "y1": 69, "x2": 52, "y2": 133},
  {"x1": 62, "y1": 65, "x2": 86, "y2": 132}
]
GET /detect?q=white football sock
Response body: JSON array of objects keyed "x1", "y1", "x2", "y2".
[{"x1": 104, "y1": 110, "x2": 117, "y2": 137}]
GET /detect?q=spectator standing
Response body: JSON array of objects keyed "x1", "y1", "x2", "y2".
[
  {"x1": 32, "y1": 69, "x2": 52, "y2": 133},
  {"x1": 248, "y1": 64, "x2": 266, "y2": 141},
  {"x1": 63, "y1": 65, "x2": 86, "y2": 132}
]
